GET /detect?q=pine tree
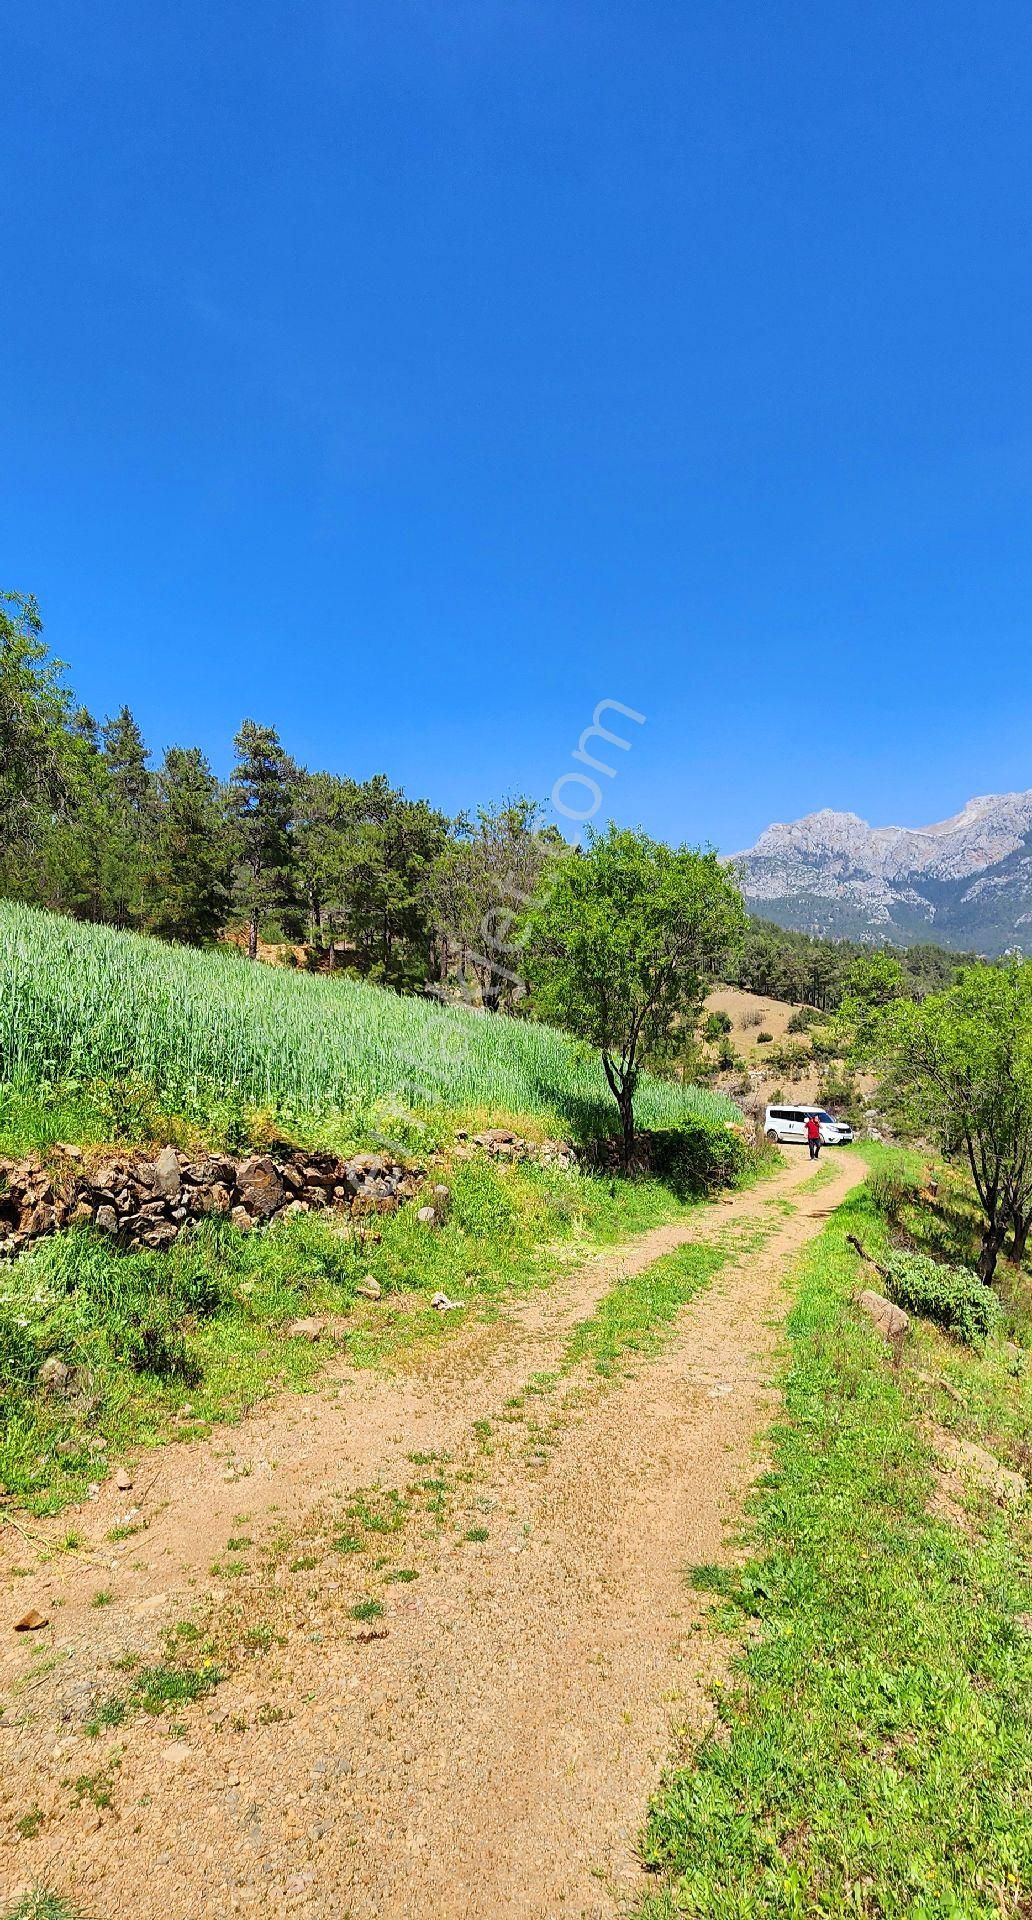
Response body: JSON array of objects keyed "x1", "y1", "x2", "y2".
[
  {"x1": 147, "y1": 746, "x2": 231, "y2": 944},
  {"x1": 228, "y1": 721, "x2": 299, "y2": 959},
  {"x1": 100, "y1": 706, "x2": 152, "y2": 927}
]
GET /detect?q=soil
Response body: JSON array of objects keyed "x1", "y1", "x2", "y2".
[
  {"x1": 0, "y1": 1147, "x2": 863, "y2": 1920},
  {"x1": 703, "y1": 984, "x2": 879, "y2": 1110}
]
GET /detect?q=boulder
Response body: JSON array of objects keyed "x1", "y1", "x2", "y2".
[
  {"x1": 38, "y1": 1356, "x2": 72, "y2": 1396},
  {"x1": 932, "y1": 1428, "x2": 1027, "y2": 1505},
  {"x1": 857, "y1": 1289, "x2": 910, "y2": 1340},
  {"x1": 286, "y1": 1317, "x2": 325, "y2": 1341},
  {"x1": 235, "y1": 1156, "x2": 284, "y2": 1219},
  {"x1": 189, "y1": 1182, "x2": 232, "y2": 1217},
  {"x1": 152, "y1": 1145, "x2": 182, "y2": 1200}
]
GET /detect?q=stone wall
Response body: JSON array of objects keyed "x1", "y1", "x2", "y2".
[{"x1": 0, "y1": 1146, "x2": 425, "y2": 1258}]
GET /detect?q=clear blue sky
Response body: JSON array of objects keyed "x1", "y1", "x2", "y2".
[{"x1": 4, "y1": 1, "x2": 1031, "y2": 852}]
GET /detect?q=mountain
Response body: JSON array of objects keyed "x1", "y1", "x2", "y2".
[{"x1": 732, "y1": 792, "x2": 1032, "y2": 954}]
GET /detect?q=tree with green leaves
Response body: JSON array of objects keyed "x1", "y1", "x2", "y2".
[
  {"x1": 228, "y1": 722, "x2": 300, "y2": 960},
  {"x1": 335, "y1": 777, "x2": 449, "y2": 989},
  {"x1": 870, "y1": 962, "x2": 1032, "y2": 1282},
  {"x1": 521, "y1": 826, "x2": 747, "y2": 1160},
  {"x1": 99, "y1": 706, "x2": 153, "y2": 927},
  {"x1": 843, "y1": 950, "x2": 907, "y2": 1008},
  {"x1": 430, "y1": 797, "x2": 561, "y2": 1010},
  {"x1": 0, "y1": 592, "x2": 72, "y2": 883},
  {"x1": 146, "y1": 746, "x2": 231, "y2": 944}
]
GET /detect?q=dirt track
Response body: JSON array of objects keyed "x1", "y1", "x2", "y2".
[{"x1": 0, "y1": 1148, "x2": 862, "y2": 1919}]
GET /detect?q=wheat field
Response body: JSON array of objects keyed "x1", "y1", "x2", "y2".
[{"x1": 0, "y1": 902, "x2": 737, "y2": 1137}]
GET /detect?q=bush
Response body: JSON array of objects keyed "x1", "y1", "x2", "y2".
[
  {"x1": 787, "y1": 1005, "x2": 820, "y2": 1033},
  {"x1": 715, "y1": 1036, "x2": 743, "y2": 1072},
  {"x1": 765, "y1": 1038, "x2": 810, "y2": 1076},
  {"x1": 757, "y1": 1030, "x2": 773, "y2": 1044},
  {"x1": 702, "y1": 1010, "x2": 733, "y2": 1041},
  {"x1": 649, "y1": 1121, "x2": 750, "y2": 1198},
  {"x1": 818, "y1": 1066, "x2": 862, "y2": 1125},
  {"x1": 884, "y1": 1249, "x2": 1001, "y2": 1345}
]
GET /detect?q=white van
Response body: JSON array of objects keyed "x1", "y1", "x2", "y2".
[{"x1": 764, "y1": 1104, "x2": 853, "y2": 1146}]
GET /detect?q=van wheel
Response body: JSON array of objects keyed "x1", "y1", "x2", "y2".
[{"x1": 765, "y1": 1128, "x2": 779, "y2": 1142}]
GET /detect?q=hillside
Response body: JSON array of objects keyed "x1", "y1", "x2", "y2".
[
  {"x1": 703, "y1": 985, "x2": 878, "y2": 1117},
  {"x1": 733, "y1": 791, "x2": 1032, "y2": 954},
  {"x1": 0, "y1": 901, "x2": 735, "y2": 1141}
]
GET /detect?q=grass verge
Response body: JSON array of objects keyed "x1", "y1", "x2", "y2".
[
  {"x1": 0, "y1": 1150, "x2": 730, "y2": 1513},
  {"x1": 640, "y1": 1176, "x2": 1032, "y2": 1918}
]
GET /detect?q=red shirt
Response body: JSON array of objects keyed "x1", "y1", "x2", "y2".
[{"x1": 806, "y1": 1116, "x2": 821, "y2": 1141}]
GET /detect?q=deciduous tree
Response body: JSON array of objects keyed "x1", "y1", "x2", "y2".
[
  {"x1": 521, "y1": 826, "x2": 747, "y2": 1160},
  {"x1": 871, "y1": 963, "x2": 1032, "y2": 1283}
]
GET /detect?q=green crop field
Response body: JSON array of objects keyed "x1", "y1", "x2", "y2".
[{"x1": 0, "y1": 902, "x2": 737, "y2": 1139}]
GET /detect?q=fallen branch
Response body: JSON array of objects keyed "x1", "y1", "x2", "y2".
[{"x1": 846, "y1": 1233, "x2": 891, "y2": 1282}]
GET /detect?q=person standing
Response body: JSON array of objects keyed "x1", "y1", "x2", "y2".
[{"x1": 806, "y1": 1111, "x2": 822, "y2": 1160}]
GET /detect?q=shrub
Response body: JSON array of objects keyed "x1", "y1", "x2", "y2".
[
  {"x1": 809, "y1": 1024, "x2": 841, "y2": 1062},
  {"x1": 765, "y1": 1038, "x2": 810, "y2": 1075},
  {"x1": 648, "y1": 1121, "x2": 749, "y2": 1198},
  {"x1": 715, "y1": 1036, "x2": 743, "y2": 1072},
  {"x1": 756, "y1": 1030, "x2": 773, "y2": 1044},
  {"x1": 702, "y1": 1010, "x2": 733, "y2": 1041},
  {"x1": 787, "y1": 1005, "x2": 820, "y2": 1033},
  {"x1": 884, "y1": 1250, "x2": 1001, "y2": 1345}
]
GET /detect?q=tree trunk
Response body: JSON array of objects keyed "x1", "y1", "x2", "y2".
[
  {"x1": 618, "y1": 1087, "x2": 635, "y2": 1166},
  {"x1": 978, "y1": 1221, "x2": 1007, "y2": 1285},
  {"x1": 247, "y1": 909, "x2": 259, "y2": 961},
  {"x1": 1010, "y1": 1214, "x2": 1031, "y2": 1266}
]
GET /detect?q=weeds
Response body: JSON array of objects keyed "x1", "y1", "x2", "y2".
[{"x1": 350, "y1": 1598, "x2": 384, "y2": 1623}]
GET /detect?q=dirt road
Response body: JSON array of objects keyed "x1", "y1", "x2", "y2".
[{"x1": 0, "y1": 1148, "x2": 862, "y2": 1919}]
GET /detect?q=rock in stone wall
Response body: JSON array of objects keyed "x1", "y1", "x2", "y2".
[
  {"x1": 453, "y1": 1129, "x2": 577, "y2": 1170},
  {"x1": 0, "y1": 1146, "x2": 425, "y2": 1258}
]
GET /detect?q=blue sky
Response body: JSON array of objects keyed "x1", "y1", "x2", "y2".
[{"x1": 4, "y1": 1, "x2": 1031, "y2": 852}]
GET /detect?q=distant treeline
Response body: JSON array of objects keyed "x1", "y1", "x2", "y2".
[
  {"x1": 1, "y1": 590, "x2": 978, "y2": 1009},
  {"x1": 730, "y1": 918, "x2": 976, "y2": 1011},
  {"x1": 1, "y1": 590, "x2": 559, "y2": 997}
]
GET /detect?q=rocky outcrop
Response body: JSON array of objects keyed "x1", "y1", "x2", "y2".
[{"x1": 0, "y1": 1146, "x2": 425, "y2": 1258}]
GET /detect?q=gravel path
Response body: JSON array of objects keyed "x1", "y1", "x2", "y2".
[{"x1": 0, "y1": 1149, "x2": 862, "y2": 1919}]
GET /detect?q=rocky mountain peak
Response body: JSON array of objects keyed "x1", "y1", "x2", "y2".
[{"x1": 733, "y1": 790, "x2": 1032, "y2": 954}]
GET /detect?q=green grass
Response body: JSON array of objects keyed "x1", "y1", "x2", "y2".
[
  {"x1": 0, "y1": 901, "x2": 737, "y2": 1144},
  {"x1": 350, "y1": 1597, "x2": 384, "y2": 1622},
  {"x1": 5, "y1": 1894, "x2": 92, "y2": 1920},
  {"x1": 0, "y1": 1146, "x2": 720, "y2": 1512},
  {"x1": 563, "y1": 1220, "x2": 772, "y2": 1378},
  {"x1": 639, "y1": 1179, "x2": 1032, "y2": 1919},
  {"x1": 132, "y1": 1660, "x2": 224, "y2": 1714}
]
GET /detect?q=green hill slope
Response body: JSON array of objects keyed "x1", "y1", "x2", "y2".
[{"x1": 0, "y1": 902, "x2": 735, "y2": 1139}]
